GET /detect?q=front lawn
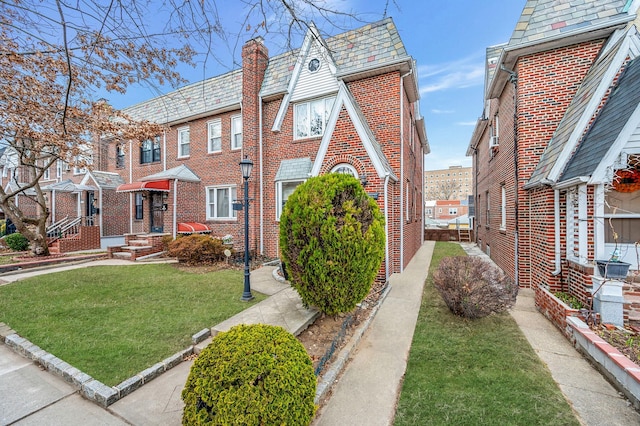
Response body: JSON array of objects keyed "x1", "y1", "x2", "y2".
[
  {"x1": 394, "y1": 242, "x2": 579, "y2": 425},
  {"x1": 0, "y1": 264, "x2": 266, "y2": 386}
]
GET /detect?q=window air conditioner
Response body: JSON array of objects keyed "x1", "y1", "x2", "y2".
[{"x1": 489, "y1": 136, "x2": 499, "y2": 148}]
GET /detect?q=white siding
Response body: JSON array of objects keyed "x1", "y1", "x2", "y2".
[
  {"x1": 290, "y1": 43, "x2": 338, "y2": 102},
  {"x1": 625, "y1": 122, "x2": 640, "y2": 151}
]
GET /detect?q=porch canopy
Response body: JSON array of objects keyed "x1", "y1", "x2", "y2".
[
  {"x1": 116, "y1": 180, "x2": 170, "y2": 192},
  {"x1": 177, "y1": 222, "x2": 211, "y2": 234}
]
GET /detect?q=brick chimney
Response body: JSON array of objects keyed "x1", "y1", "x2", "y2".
[{"x1": 241, "y1": 36, "x2": 269, "y2": 162}]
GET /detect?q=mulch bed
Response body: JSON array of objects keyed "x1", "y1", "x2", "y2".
[{"x1": 592, "y1": 323, "x2": 640, "y2": 365}]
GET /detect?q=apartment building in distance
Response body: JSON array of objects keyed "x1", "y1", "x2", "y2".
[{"x1": 424, "y1": 165, "x2": 472, "y2": 201}]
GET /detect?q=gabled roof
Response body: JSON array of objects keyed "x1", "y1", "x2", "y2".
[
  {"x1": 526, "y1": 26, "x2": 640, "y2": 188},
  {"x1": 140, "y1": 164, "x2": 201, "y2": 182},
  {"x1": 311, "y1": 81, "x2": 396, "y2": 181},
  {"x1": 261, "y1": 18, "x2": 413, "y2": 100},
  {"x1": 42, "y1": 179, "x2": 97, "y2": 192},
  {"x1": 559, "y1": 56, "x2": 640, "y2": 184},
  {"x1": 82, "y1": 171, "x2": 125, "y2": 189},
  {"x1": 487, "y1": 0, "x2": 635, "y2": 99}
]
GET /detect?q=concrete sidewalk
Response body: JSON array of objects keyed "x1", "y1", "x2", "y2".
[{"x1": 3, "y1": 243, "x2": 640, "y2": 425}]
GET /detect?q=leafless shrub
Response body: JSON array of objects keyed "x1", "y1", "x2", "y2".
[{"x1": 432, "y1": 256, "x2": 518, "y2": 319}]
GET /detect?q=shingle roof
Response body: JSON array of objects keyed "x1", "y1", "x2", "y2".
[
  {"x1": 90, "y1": 171, "x2": 125, "y2": 189},
  {"x1": 140, "y1": 164, "x2": 201, "y2": 182},
  {"x1": 528, "y1": 32, "x2": 627, "y2": 186},
  {"x1": 508, "y1": 0, "x2": 629, "y2": 48},
  {"x1": 275, "y1": 158, "x2": 313, "y2": 181},
  {"x1": 560, "y1": 56, "x2": 640, "y2": 181},
  {"x1": 123, "y1": 70, "x2": 243, "y2": 124},
  {"x1": 485, "y1": 44, "x2": 505, "y2": 97}
]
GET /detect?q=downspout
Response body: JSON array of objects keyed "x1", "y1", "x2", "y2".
[
  {"x1": 99, "y1": 188, "x2": 104, "y2": 238},
  {"x1": 163, "y1": 130, "x2": 167, "y2": 171},
  {"x1": 129, "y1": 140, "x2": 133, "y2": 233},
  {"x1": 552, "y1": 188, "x2": 561, "y2": 275},
  {"x1": 259, "y1": 96, "x2": 264, "y2": 255},
  {"x1": 384, "y1": 172, "x2": 390, "y2": 281},
  {"x1": 51, "y1": 190, "x2": 56, "y2": 224},
  {"x1": 399, "y1": 68, "x2": 413, "y2": 272},
  {"x1": 173, "y1": 178, "x2": 178, "y2": 239}
]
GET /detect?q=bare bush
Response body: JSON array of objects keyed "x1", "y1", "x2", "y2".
[{"x1": 432, "y1": 256, "x2": 517, "y2": 319}]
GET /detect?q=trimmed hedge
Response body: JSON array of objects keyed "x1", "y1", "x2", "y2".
[
  {"x1": 167, "y1": 234, "x2": 231, "y2": 265},
  {"x1": 279, "y1": 173, "x2": 385, "y2": 315},
  {"x1": 182, "y1": 324, "x2": 316, "y2": 425}
]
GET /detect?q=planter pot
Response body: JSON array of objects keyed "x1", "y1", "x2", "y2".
[{"x1": 596, "y1": 260, "x2": 631, "y2": 279}]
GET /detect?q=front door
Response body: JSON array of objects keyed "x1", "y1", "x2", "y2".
[
  {"x1": 150, "y1": 192, "x2": 164, "y2": 233},
  {"x1": 86, "y1": 191, "x2": 96, "y2": 226}
]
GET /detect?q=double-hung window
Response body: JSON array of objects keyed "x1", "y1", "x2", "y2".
[
  {"x1": 116, "y1": 144, "x2": 125, "y2": 168},
  {"x1": 140, "y1": 136, "x2": 161, "y2": 164},
  {"x1": 276, "y1": 180, "x2": 305, "y2": 220},
  {"x1": 294, "y1": 96, "x2": 335, "y2": 139},
  {"x1": 208, "y1": 120, "x2": 222, "y2": 153},
  {"x1": 178, "y1": 127, "x2": 190, "y2": 158},
  {"x1": 231, "y1": 116, "x2": 242, "y2": 150},
  {"x1": 207, "y1": 186, "x2": 237, "y2": 220}
]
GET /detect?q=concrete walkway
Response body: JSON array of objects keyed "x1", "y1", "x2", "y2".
[{"x1": 2, "y1": 243, "x2": 640, "y2": 425}]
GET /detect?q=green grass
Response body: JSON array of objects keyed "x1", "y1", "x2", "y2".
[
  {"x1": 394, "y1": 242, "x2": 579, "y2": 426},
  {"x1": 0, "y1": 264, "x2": 266, "y2": 386}
]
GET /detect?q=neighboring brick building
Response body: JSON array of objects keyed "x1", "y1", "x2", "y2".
[
  {"x1": 468, "y1": 1, "x2": 640, "y2": 316},
  {"x1": 424, "y1": 165, "x2": 472, "y2": 201},
  {"x1": 94, "y1": 18, "x2": 429, "y2": 279}
]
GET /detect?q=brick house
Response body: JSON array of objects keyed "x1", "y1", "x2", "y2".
[
  {"x1": 467, "y1": 1, "x2": 640, "y2": 317},
  {"x1": 96, "y1": 18, "x2": 428, "y2": 279}
]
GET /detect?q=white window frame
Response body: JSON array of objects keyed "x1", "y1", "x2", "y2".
[
  {"x1": 206, "y1": 185, "x2": 237, "y2": 220},
  {"x1": 500, "y1": 184, "x2": 506, "y2": 230},
  {"x1": 43, "y1": 165, "x2": 50, "y2": 180},
  {"x1": 231, "y1": 115, "x2": 242, "y2": 150},
  {"x1": 178, "y1": 127, "x2": 190, "y2": 158},
  {"x1": 56, "y1": 160, "x2": 63, "y2": 179},
  {"x1": 331, "y1": 163, "x2": 358, "y2": 178},
  {"x1": 276, "y1": 179, "x2": 306, "y2": 221},
  {"x1": 208, "y1": 119, "x2": 222, "y2": 153},
  {"x1": 294, "y1": 95, "x2": 335, "y2": 140},
  {"x1": 449, "y1": 207, "x2": 458, "y2": 215}
]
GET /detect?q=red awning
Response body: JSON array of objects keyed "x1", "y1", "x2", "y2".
[
  {"x1": 177, "y1": 222, "x2": 211, "y2": 234},
  {"x1": 116, "y1": 180, "x2": 170, "y2": 192}
]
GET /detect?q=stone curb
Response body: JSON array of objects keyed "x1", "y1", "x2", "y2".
[
  {"x1": 314, "y1": 283, "x2": 392, "y2": 404},
  {"x1": 2, "y1": 328, "x2": 195, "y2": 408}
]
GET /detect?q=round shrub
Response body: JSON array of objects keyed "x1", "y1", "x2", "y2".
[
  {"x1": 167, "y1": 234, "x2": 231, "y2": 265},
  {"x1": 5, "y1": 233, "x2": 29, "y2": 251},
  {"x1": 279, "y1": 173, "x2": 385, "y2": 315},
  {"x1": 182, "y1": 324, "x2": 316, "y2": 425}
]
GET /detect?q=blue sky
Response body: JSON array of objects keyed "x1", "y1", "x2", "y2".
[{"x1": 105, "y1": 1, "x2": 526, "y2": 171}]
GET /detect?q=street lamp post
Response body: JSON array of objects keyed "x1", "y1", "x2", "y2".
[{"x1": 240, "y1": 157, "x2": 254, "y2": 302}]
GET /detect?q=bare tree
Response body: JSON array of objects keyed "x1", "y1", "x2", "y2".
[
  {"x1": 0, "y1": 0, "x2": 394, "y2": 255},
  {"x1": 427, "y1": 180, "x2": 462, "y2": 201}
]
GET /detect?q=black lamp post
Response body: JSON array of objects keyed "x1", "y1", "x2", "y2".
[{"x1": 240, "y1": 157, "x2": 254, "y2": 301}]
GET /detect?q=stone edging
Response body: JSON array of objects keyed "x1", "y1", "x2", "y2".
[
  {"x1": 314, "y1": 283, "x2": 392, "y2": 404},
  {"x1": 567, "y1": 316, "x2": 640, "y2": 410},
  {"x1": 1, "y1": 324, "x2": 194, "y2": 407}
]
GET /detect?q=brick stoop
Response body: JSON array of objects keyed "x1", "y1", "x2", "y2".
[{"x1": 107, "y1": 233, "x2": 169, "y2": 261}]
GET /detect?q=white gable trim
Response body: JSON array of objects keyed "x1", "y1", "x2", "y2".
[
  {"x1": 271, "y1": 23, "x2": 337, "y2": 132},
  {"x1": 547, "y1": 27, "x2": 640, "y2": 183},
  {"x1": 590, "y1": 102, "x2": 640, "y2": 184},
  {"x1": 311, "y1": 82, "x2": 387, "y2": 179}
]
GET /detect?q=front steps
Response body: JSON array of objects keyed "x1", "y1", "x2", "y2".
[{"x1": 107, "y1": 233, "x2": 169, "y2": 261}]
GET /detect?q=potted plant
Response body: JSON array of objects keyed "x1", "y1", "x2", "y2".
[{"x1": 596, "y1": 249, "x2": 630, "y2": 280}]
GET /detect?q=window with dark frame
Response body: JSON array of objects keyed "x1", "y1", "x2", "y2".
[
  {"x1": 140, "y1": 136, "x2": 161, "y2": 164},
  {"x1": 135, "y1": 193, "x2": 144, "y2": 219}
]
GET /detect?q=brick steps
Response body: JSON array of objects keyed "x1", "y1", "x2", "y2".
[{"x1": 107, "y1": 233, "x2": 169, "y2": 262}]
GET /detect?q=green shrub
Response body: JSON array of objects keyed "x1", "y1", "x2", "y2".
[
  {"x1": 554, "y1": 291, "x2": 584, "y2": 309},
  {"x1": 5, "y1": 233, "x2": 29, "y2": 251},
  {"x1": 182, "y1": 324, "x2": 316, "y2": 425},
  {"x1": 432, "y1": 256, "x2": 518, "y2": 319},
  {"x1": 167, "y1": 234, "x2": 231, "y2": 265},
  {"x1": 279, "y1": 173, "x2": 385, "y2": 315}
]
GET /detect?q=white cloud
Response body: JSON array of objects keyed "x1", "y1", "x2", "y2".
[
  {"x1": 456, "y1": 121, "x2": 477, "y2": 126},
  {"x1": 418, "y1": 53, "x2": 485, "y2": 95},
  {"x1": 431, "y1": 109, "x2": 454, "y2": 114}
]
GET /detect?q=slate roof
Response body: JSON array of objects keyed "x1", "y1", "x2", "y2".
[
  {"x1": 123, "y1": 70, "x2": 243, "y2": 124},
  {"x1": 261, "y1": 18, "x2": 409, "y2": 98},
  {"x1": 485, "y1": 44, "x2": 505, "y2": 97},
  {"x1": 90, "y1": 171, "x2": 125, "y2": 189},
  {"x1": 274, "y1": 158, "x2": 313, "y2": 181},
  {"x1": 528, "y1": 31, "x2": 627, "y2": 186},
  {"x1": 122, "y1": 18, "x2": 410, "y2": 125},
  {"x1": 508, "y1": 0, "x2": 630, "y2": 48},
  {"x1": 560, "y1": 56, "x2": 640, "y2": 181}
]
